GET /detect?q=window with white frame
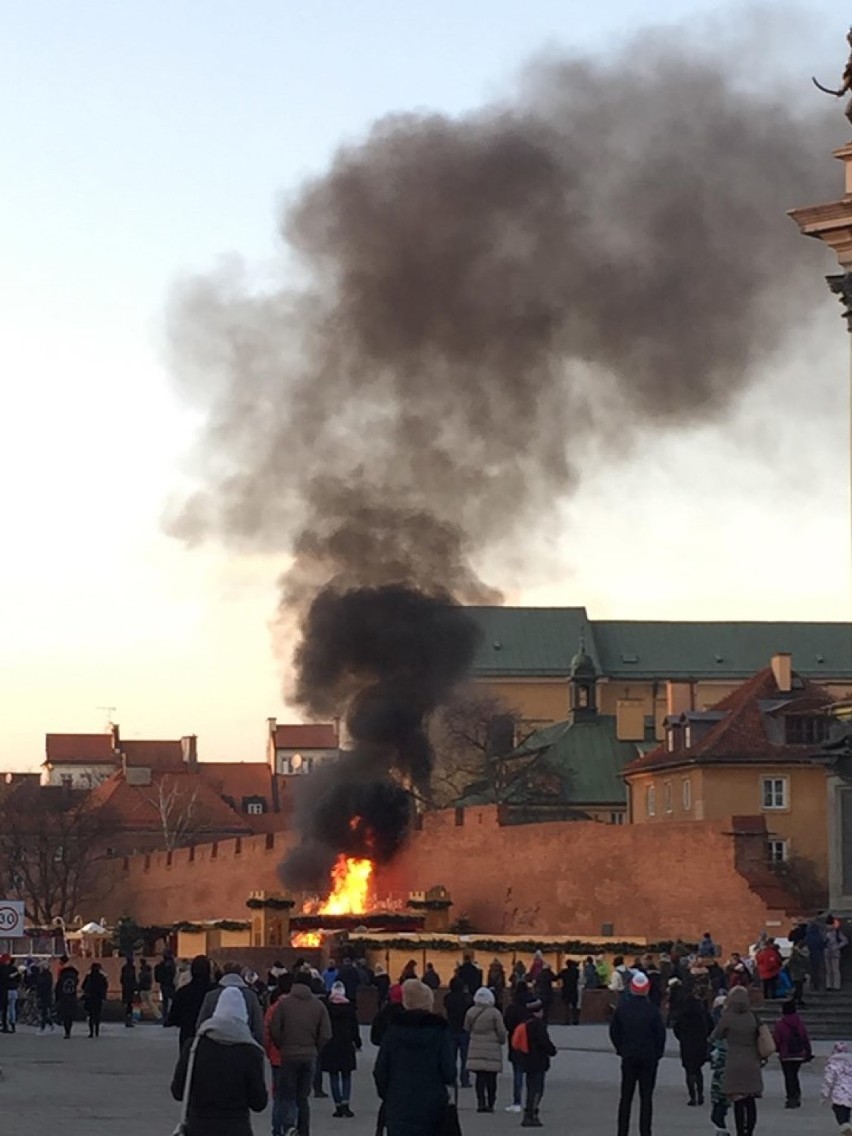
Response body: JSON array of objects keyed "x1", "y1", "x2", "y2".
[
  {"x1": 609, "y1": 812, "x2": 625, "y2": 825},
  {"x1": 761, "y1": 776, "x2": 789, "y2": 810},
  {"x1": 664, "y1": 781, "x2": 673, "y2": 813},
  {"x1": 246, "y1": 801, "x2": 264, "y2": 816},
  {"x1": 646, "y1": 785, "x2": 656, "y2": 817},
  {"x1": 682, "y1": 777, "x2": 692, "y2": 811},
  {"x1": 768, "y1": 838, "x2": 789, "y2": 863}
]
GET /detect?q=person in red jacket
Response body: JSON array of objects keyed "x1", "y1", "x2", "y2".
[
  {"x1": 773, "y1": 1000, "x2": 812, "y2": 1109},
  {"x1": 756, "y1": 940, "x2": 783, "y2": 1000}
]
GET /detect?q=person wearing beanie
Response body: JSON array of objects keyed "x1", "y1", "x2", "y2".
[
  {"x1": 514, "y1": 997, "x2": 557, "y2": 1128},
  {"x1": 609, "y1": 971, "x2": 666, "y2": 1136},
  {"x1": 370, "y1": 982, "x2": 406, "y2": 1048},
  {"x1": 709, "y1": 986, "x2": 763, "y2": 1136},
  {"x1": 374, "y1": 979, "x2": 455, "y2": 1136},
  {"x1": 464, "y1": 987, "x2": 507, "y2": 1113},
  {"x1": 823, "y1": 1041, "x2": 852, "y2": 1133},
  {"x1": 773, "y1": 999, "x2": 812, "y2": 1109},
  {"x1": 171, "y1": 985, "x2": 267, "y2": 1136},
  {"x1": 320, "y1": 981, "x2": 362, "y2": 1118}
]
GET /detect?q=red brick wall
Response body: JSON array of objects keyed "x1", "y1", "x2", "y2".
[{"x1": 101, "y1": 809, "x2": 791, "y2": 954}]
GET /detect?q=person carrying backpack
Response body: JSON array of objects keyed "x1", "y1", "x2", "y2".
[
  {"x1": 773, "y1": 999, "x2": 812, "y2": 1109},
  {"x1": 55, "y1": 955, "x2": 80, "y2": 1040},
  {"x1": 514, "y1": 996, "x2": 557, "y2": 1128}
]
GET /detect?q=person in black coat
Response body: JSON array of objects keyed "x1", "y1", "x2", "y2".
[
  {"x1": 81, "y1": 962, "x2": 108, "y2": 1038},
  {"x1": 504, "y1": 981, "x2": 532, "y2": 1112},
  {"x1": 120, "y1": 957, "x2": 138, "y2": 1028},
  {"x1": 374, "y1": 980, "x2": 456, "y2": 1136},
  {"x1": 558, "y1": 960, "x2": 580, "y2": 1024},
  {"x1": 371, "y1": 983, "x2": 405, "y2": 1047},
  {"x1": 168, "y1": 955, "x2": 214, "y2": 1049},
  {"x1": 516, "y1": 997, "x2": 557, "y2": 1127},
  {"x1": 36, "y1": 964, "x2": 54, "y2": 1031},
  {"x1": 321, "y1": 982, "x2": 362, "y2": 1117},
  {"x1": 673, "y1": 992, "x2": 713, "y2": 1106},
  {"x1": 457, "y1": 955, "x2": 483, "y2": 995},
  {"x1": 171, "y1": 985, "x2": 267, "y2": 1136},
  {"x1": 442, "y1": 977, "x2": 474, "y2": 1088},
  {"x1": 373, "y1": 966, "x2": 390, "y2": 1008},
  {"x1": 609, "y1": 973, "x2": 666, "y2": 1136},
  {"x1": 55, "y1": 956, "x2": 79, "y2": 1040}
]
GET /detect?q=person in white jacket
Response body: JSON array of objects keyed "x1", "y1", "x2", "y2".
[{"x1": 822, "y1": 1041, "x2": 852, "y2": 1133}]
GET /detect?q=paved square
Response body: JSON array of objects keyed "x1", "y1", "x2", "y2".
[{"x1": 0, "y1": 1022, "x2": 842, "y2": 1135}]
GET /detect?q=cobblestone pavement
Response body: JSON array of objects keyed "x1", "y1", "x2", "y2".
[{"x1": 0, "y1": 1022, "x2": 843, "y2": 1135}]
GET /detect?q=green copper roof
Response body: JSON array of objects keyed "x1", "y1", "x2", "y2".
[
  {"x1": 467, "y1": 607, "x2": 852, "y2": 680},
  {"x1": 456, "y1": 715, "x2": 636, "y2": 808}
]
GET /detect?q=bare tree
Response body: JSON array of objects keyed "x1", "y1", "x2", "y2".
[
  {"x1": 139, "y1": 775, "x2": 206, "y2": 851},
  {"x1": 429, "y1": 690, "x2": 539, "y2": 805},
  {"x1": 0, "y1": 783, "x2": 114, "y2": 924}
]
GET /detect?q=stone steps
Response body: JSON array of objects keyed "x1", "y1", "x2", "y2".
[{"x1": 756, "y1": 992, "x2": 852, "y2": 1039}]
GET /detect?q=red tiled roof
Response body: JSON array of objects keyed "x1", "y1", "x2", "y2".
[
  {"x1": 121, "y1": 740, "x2": 186, "y2": 771},
  {"x1": 624, "y1": 667, "x2": 834, "y2": 776},
  {"x1": 45, "y1": 734, "x2": 117, "y2": 765},
  {"x1": 88, "y1": 770, "x2": 252, "y2": 836},
  {"x1": 273, "y1": 723, "x2": 338, "y2": 750},
  {"x1": 199, "y1": 763, "x2": 292, "y2": 833}
]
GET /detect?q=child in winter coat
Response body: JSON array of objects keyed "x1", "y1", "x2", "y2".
[
  {"x1": 823, "y1": 1041, "x2": 852, "y2": 1134},
  {"x1": 709, "y1": 1036, "x2": 729, "y2": 1136}
]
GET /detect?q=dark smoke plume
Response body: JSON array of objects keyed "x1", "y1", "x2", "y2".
[
  {"x1": 281, "y1": 586, "x2": 480, "y2": 886},
  {"x1": 166, "y1": 24, "x2": 841, "y2": 886}
]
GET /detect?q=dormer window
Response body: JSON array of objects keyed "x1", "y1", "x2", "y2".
[
  {"x1": 243, "y1": 796, "x2": 266, "y2": 816},
  {"x1": 784, "y1": 715, "x2": 829, "y2": 745}
]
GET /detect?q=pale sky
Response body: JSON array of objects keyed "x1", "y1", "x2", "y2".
[{"x1": 1, "y1": 1, "x2": 849, "y2": 771}]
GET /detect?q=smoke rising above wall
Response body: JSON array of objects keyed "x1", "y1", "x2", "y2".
[{"x1": 166, "y1": 25, "x2": 839, "y2": 886}]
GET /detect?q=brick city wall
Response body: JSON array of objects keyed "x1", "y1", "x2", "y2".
[{"x1": 100, "y1": 808, "x2": 795, "y2": 953}]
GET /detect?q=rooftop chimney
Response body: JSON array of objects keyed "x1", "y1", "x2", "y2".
[
  {"x1": 770, "y1": 653, "x2": 792, "y2": 694},
  {"x1": 181, "y1": 735, "x2": 198, "y2": 768},
  {"x1": 666, "y1": 681, "x2": 694, "y2": 717}
]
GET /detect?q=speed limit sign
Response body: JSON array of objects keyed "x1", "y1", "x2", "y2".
[{"x1": 0, "y1": 901, "x2": 24, "y2": 936}]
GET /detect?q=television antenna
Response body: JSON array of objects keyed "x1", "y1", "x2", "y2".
[{"x1": 96, "y1": 706, "x2": 117, "y2": 729}]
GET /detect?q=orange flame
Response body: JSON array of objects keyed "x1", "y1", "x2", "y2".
[{"x1": 291, "y1": 854, "x2": 374, "y2": 949}]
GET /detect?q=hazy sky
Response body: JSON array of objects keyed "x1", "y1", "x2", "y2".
[{"x1": 2, "y1": 1, "x2": 849, "y2": 770}]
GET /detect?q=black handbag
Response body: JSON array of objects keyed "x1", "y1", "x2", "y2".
[{"x1": 441, "y1": 1087, "x2": 463, "y2": 1136}]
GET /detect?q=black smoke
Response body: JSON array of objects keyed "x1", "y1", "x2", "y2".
[
  {"x1": 280, "y1": 586, "x2": 480, "y2": 887},
  {"x1": 165, "y1": 20, "x2": 843, "y2": 887}
]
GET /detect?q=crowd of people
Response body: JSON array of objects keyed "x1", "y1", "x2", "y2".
[{"x1": 1, "y1": 919, "x2": 851, "y2": 1136}]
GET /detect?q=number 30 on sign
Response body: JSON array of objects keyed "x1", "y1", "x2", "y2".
[{"x1": 0, "y1": 901, "x2": 25, "y2": 936}]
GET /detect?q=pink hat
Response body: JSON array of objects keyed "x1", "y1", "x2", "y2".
[{"x1": 630, "y1": 972, "x2": 650, "y2": 996}]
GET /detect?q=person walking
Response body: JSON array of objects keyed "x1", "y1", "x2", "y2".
[
  {"x1": 823, "y1": 1041, "x2": 852, "y2": 1134},
  {"x1": 155, "y1": 949, "x2": 177, "y2": 1025},
  {"x1": 609, "y1": 972, "x2": 666, "y2": 1136},
  {"x1": 269, "y1": 971, "x2": 332, "y2": 1136},
  {"x1": 81, "y1": 962, "x2": 108, "y2": 1038},
  {"x1": 422, "y1": 963, "x2": 441, "y2": 991},
  {"x1": 457, "y1": 953, "x2": 483, "y2": 995},
  {"x1": 773, "y1": 999, "x2": 812, "y2": 1109},
  {"x1": 373, "y1": 965, "x2": 390, "y2": 1009},
  {"x1": 504, "y1": 981, "x2": 531, "y2": 1114},
  {"x1": 0, "y1": 954, "x2": 13, "y2": 1033},
  {"x1": 373, "y1": 979, "x2": 455, "y2": 1136},
  {"x1": 55, "y1": 955, "x2": 80, "y2": 1040},
  {"x1": 558, "y1": 959, "x2": 580, "y2": 1024},
  {"x1": 673, "y1": 990, "x2": 712, "y2": 1106},
  {"x1": 321, "y1": 981, "x2": 361, "y2": 1118},
  {"x1": 826, "y1": 922, "x2": 849, "y2": 992},
  {"x1": 709, "y1": 1035, "x2": 730, "y2": 1136},
  {"x1": 138, "y1": 958, "x2": 160, "y2": 1020},
  {"x1": 169, "y1": 955, "x2": 215, "y2": 1050},
  {"x1": 5, "y1": 962, "x2": 20, "y2": 1033},
  {"x1": 464, "y1": 986, "x2": 506, "y2": 1113},
  {"x1": 443, "y1": 976, "x2": 473, "y2": 1088},
  {"x1": 120, "y1": 956, "x2": 138, "y2": 1027},
  {"x1": 197, "y1": 961, "x2": 265, "y2": 1045},
  {"x1": 171, "y1": 985, "x2": 267, "y2": 1136},
  {"x1": 370, "y1": 983, "x2": 404, "y2": 1047},
  {"x1": 515, "y1": 995, "x2": 557, "y2": 1128},
  {"x1": 487, "y1": 958, "x2": 507, "y2": 1005},
  {"x1": 710, "y1": 986, "x2": 764, "y2": 1136},
  {"x1": 36, "y1": 962, "x2": 54, "y2": 1032},
  {"x1": 264, "y1": 974, "x2": 290, "y2": 1136}
]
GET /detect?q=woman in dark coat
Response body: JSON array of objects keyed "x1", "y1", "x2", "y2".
[
  {"x1": 81, "y1": 962, "x2": 108, "y2": 1038},
  {"x1": 374, "y1": 979, "x2": 456, "y2": 1136},
  {"x1": 171, "y1": 986, "x2": 267, "y2": 1136},
  {"x1": 168, "y1": 955, "x2": 214, "y2": 1049},
  {"x1": 120, "y1": 957, "x2": 137, "y2": 1028},
  {"x1": 674, "y1": 992, "x2": 713, "y2": 1105},
  {"x1": 710, "y1": 986, "x2": 764, "y2": 1136},
  {"x1": 321, "y1": 981, "x2": 362, "y2": 1117}
]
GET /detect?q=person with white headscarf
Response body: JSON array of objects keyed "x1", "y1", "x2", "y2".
[{"x1": 172, "y1": 985, "x2": 267, "y2": 1136}]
